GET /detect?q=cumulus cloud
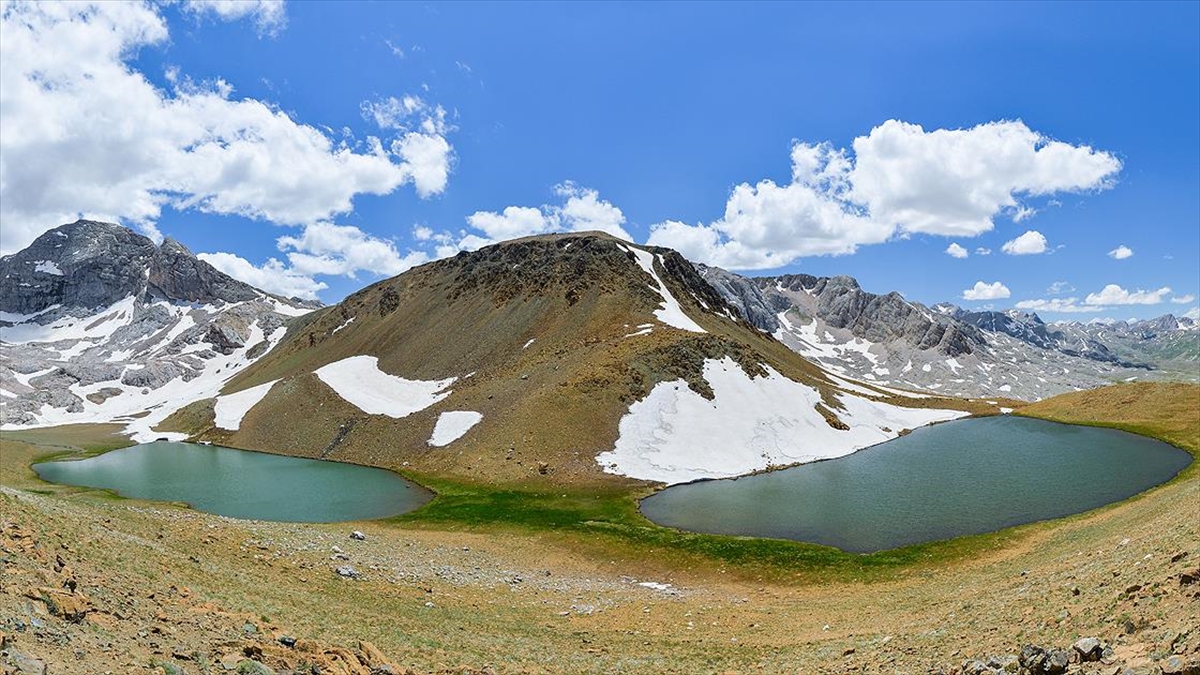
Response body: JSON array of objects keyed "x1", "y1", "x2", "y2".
[
  {"x1": 1001, "y1": 230, "x2": 1049, "y2": 255},
  {"x1": 553, "y1": 182, "x2": 634, "y2": 240},
  {"x1": 198, "y1": 252, "x2": 327, "y2": 300},
  {"x1": 975, "y1": 247, "x2": 992, "y2": 256},
  {"x1": 962, "y1": 281, "x2": 1011, "y2": 301},
  {"x1": 1172, "y1": 294, "x2": 1196, "y2": 304},
  {"x1": 1185, "y1": 307, "x2": 1200, "y2": 321},
  {"x1": 849, "y1": 120, "x2": 1119, "y2": 235},
  {"x1": 200, "y1": 222, "x2": 427, "y2": 299},
  {"x1": 1046, "y1": 281, "x2": 1076, "y2": 295},
  {"x1": 182, "y1": 0, "x2": 286, "y2": 36},
  {"x1": 1016, "y1": 283, "x2": 1176, "y2": 314},
  {"x1": 276, "y1": 222, "x2": 428, "y2": 278},
  {"x1": 1108, "y1": 245, "x2": 1134, "y2": 260},
  {"x1": 645, "y1": 120, "x2": 1119, "y2": 269},
  {"x1": 0, "y1": 2, "x2": 453, "y2": 253},
  {"x1": 1014, "y1": 298, "x2": 1098, "y2": 314},
  {"x1": 465, "y1": 206, "x2": 552, "y2": 241},
  {"x1": 437, "y1": 183, "x2": 633, "y2": 254},
  {"x1": 945, "y1": 243, "x2": 969, "y2": 258},
  {"x1": 1084, "y1": 284, "x2": 1171, "y2": 306}
]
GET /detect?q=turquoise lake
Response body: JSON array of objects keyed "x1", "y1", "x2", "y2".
[
  {"x1": 34, "y1": 441, "x2": 432, "y2": 522},
  {"x1": 640, "y1": 416, "x2": 1191, "y2": 553}
]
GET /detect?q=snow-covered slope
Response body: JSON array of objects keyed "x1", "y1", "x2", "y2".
[
  {"x1": 0, "y1": 220, "x2": 315, "y2": 440},
  {"x1": 596, "y1": 356, "x2": 967, "y2": 484}
]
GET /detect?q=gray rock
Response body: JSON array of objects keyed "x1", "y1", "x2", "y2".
[
  {"x1": 336, "y1": 565, "x2": 359, "y2": 578},
  {"x1": 1045, "y1": 649, "x2": 1070, "y2": 674},
  {"x1": 1159, "y1": 655, "x2": 1192, "y2": 675},
  {"x1": 1074, "y1": 637, "x2": 1103, "y2": 661},
  {"x1": 6, "y1": 651, "x2": 46, "y2": 675},
  {"x1": 121, "y1": 361, "x2": 183, "y2": 389}
]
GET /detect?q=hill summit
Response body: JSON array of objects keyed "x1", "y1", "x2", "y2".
[{"x1": 168, "y1": 231, "x2": 978, "y2": 486}]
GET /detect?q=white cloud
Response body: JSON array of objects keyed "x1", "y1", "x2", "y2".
[
  {"x1": 198, "y1": 252, "x2": 326, "y2": 300},
  {"x1": 0, "y1": 2, "x2": 452, "y2": 253},
  {"x1": 1170, "y1": 294, "x2": 1195, "y2": 304},
  {"x1": 1046, "y1": 280, "x2": 1075, "y2": 295},
  {"x1": 975, "y1": 247, "x2": 992, "y2": 256},
  {"x1": 438, "y1": 183, "x2": 632, "y2": 254},
  {"x1": 465, "y1": 206, "x2": 553, "y2": 242},
  {"x1": 182, "y1": 0, "x2": 286, "y2": 36},
  {"x1": 1084, "y1": 284, "x2": 1172, "y2": 306},
  {"x1": 945, "y1": 243, "x2": 969, "y2": 258},
  {"x1": 1001, "y1": 230, "x2": 1049, "y2": 255},
  {"x1": 1184, "y1": 307, "x2": 1200, "y2": 321},
  {"x1": 392, "y1": 131, "x2": 454, "y2": 198},
  {"x1": 646, "y1": 120, "x2": 1119, "y2": 270},
  {"x1": 1011, "y1": 205, "x2": 1037, "y2": 222},
  {"x1": 1108, "y1": 245, "x2": 1134, "y2": 260},
  {"x1": 199, "y1": 222, "x2": 427, "y2": 299},
  {"x1": 848, "y1": 120, "x2": 1119, "y2": 236},
  {"x1": 553, "y1": 182, "x2": 633, "y2": 240},
  {"x1": 647, "y1": 142, "x2": 891, "y2": 268},
  {"x1": 962, "y1": 281, "x2": 1011, "y2": 301},
  {"x1": 1014, "y1": 298, "x2": 1098, "y2": 314},
  {"x1": 276, "y1": 222, "x2": 427, "y2": 278},
  {"x1": 361, "y1": 95, "x2": 431, "y2": 130}
]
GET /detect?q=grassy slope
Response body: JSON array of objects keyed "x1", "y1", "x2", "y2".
[
  {"x1": 4, "y1": 384, "x2": 1197, "y2": 674},
  {"x1": 1017, "y1": 382, "x2": 1199, "y2": 459}
]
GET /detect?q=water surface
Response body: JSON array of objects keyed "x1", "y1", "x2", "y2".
[
  {"x1": 641, "y1": 416, "x2": 1191, "y2": 553},
  {"x1": 35, "y1": 442, "x2": 431, "y2": 522}
]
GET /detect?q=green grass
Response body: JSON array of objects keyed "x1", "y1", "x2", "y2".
[{"x1": 393, "y1": 472, "x2": 1024, "y2": 583}]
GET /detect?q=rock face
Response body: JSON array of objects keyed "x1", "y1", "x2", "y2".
[{"x1": 0, "y1": 220, "x2": 315, "y2": 438}]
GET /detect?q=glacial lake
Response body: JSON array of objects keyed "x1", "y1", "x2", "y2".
[
  {"x1": 34, "y1": 441, "x2": 432, "y2": 522},
  {"x1": 641, "y1": 416, "x2": 1192, "y2": 553}
]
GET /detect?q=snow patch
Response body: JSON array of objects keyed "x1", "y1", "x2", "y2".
[
  {"x1": 314, "y1": 355, "x2": 454, "y2": 419},
  {"x1": 33, "y1": 260, "x2": 63, "y2": 276},
  {"x1": 213, "y1": 380, "x2": 279, "y2": 431},
  {"x1": 522, "y1": 338, "x2": 535, "y2": 349},
  {"x1": 625, "y1": 247, "x2": 705, "y2": 333},
  {"x1": 596, "y1": 357, "x2": 969, "y2": 484},
  {"x1": 428, "y1": 411, "x2": 483, "y2": 447}
]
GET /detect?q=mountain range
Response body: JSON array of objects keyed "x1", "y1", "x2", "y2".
[{"x1": 1, "y1": 220, "x2": 1195, "y2": 484}]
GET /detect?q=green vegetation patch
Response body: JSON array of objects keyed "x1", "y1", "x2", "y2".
[{"x1": 394, "y1": 473, "x2": 1025, "y2": 583}]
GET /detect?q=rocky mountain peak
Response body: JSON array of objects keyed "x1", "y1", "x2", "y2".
[{"x1": 0, "y1": 220, "x2": 265, "y2": 316}]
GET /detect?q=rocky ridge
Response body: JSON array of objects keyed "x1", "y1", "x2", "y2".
[{"x1": 698, "y1": 265, "x2": 1196, "y2": 400}]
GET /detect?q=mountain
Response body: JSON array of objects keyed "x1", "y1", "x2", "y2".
[
  {"x1": 154, "y1": 231, "x2": 983, "y2": 486},
  {"x1": 0, "y1": 220, "x2": 314, "y2": 439},
  {"x1": 697, "y1": 266, "x2": 1195, "y2": 401}
]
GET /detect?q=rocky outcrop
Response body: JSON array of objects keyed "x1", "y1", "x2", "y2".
[
  {"x1": 147, "y1": 237, "x2": 261, "y2": 305},
  {"x1": 0, "y1": 220, "x2": 268, "y2": 317},
  {"x1": 695, "y1": 264, "x2": 787, "y2": 332}
]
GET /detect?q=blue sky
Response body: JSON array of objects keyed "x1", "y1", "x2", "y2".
[{"x1": 2, "y1": 1, "x2": 1197, "y2": 321}]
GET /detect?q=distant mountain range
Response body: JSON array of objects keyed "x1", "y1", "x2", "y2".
[{"x1": 700, "y1": 265, "x2": 1198, "y2": 401}]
